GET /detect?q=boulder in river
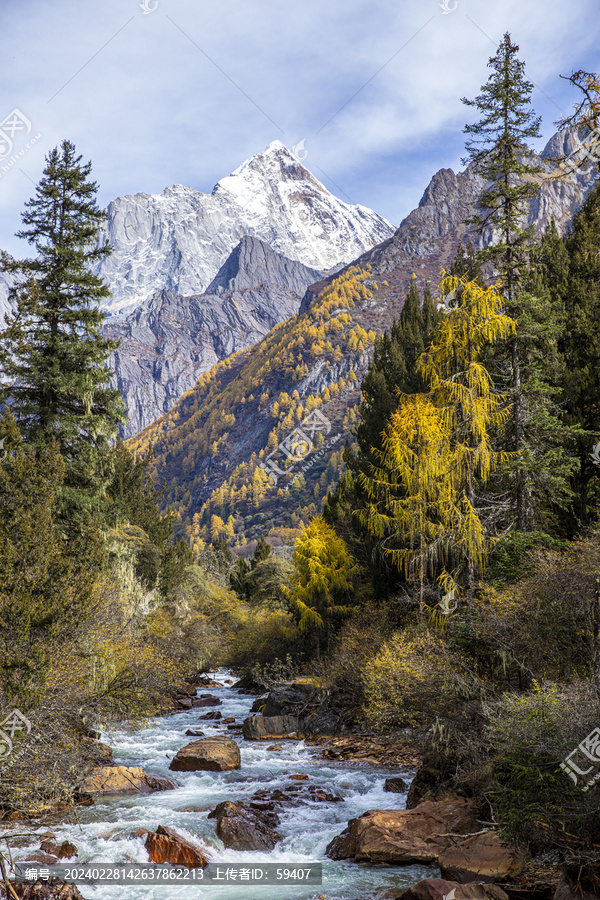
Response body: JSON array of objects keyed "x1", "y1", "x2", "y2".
[
  {"x1": 199, "y1": 710, "x2": 222, "y2": 720},
  {"x1": 438, "y1": 831, "x2": 527, "y2": 883},
  {"x1": 242, "y1": 714, "x2": 300, "y2": 740},
  {"x1": 253, "y1": 784, "x2": 343, "y2": 806},
  {"x1": 145, "y1": 825, "x2": 208, "y2": 867},
  {"x1": 79, "y1": 765, "x2": 176, "y2": 795},
  {"x1": 396, "y1": 879, "x2": 509, "y2": 900},
  {"x1": 39, "y1": 839, "x2": 77, "y2": 859},
  {"x1": 326, "y1": 798, "x2": 478, "y2": 865},
  {"x1": 208, "y1": 800, "x2": 281, "y2": 851},
  {"x1": 384, "y1": 776, "x2": 408, "y2": 793},
  {"x1": 193, "y1": 694, "x2": 222, "y2": 707},
  {"x1": 169, "y1": 736, "x2": 241, "y2": 772},
  {"x1": 185, "y1": 729, "x2": 205, "y2": 737},
  {"x1": 251, "y1": 681, "x2": 344, "y2": 734}
]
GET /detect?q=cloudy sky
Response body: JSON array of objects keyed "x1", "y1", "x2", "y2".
[{"x1": 1, "y1": 0, "x2": 598, "y2": 255}]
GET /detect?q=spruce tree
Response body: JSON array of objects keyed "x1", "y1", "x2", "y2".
[
  {"x1": 462, "y1": 33, "x2": 543, "y2": 529},
  {"x1": 558, "y1": 181, "x2": 600, "y2": 527},
  {"x1": 0, "y1": 140, "x2": 126, "y2": 528}
]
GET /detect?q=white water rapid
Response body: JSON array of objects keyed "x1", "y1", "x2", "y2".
[{"x1": 5, "y1": 671, "x2": 435, "y2": 899}]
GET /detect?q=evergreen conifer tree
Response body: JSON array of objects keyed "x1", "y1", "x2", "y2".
[
  {"x1": 462, "y1": 33, "x2": 544, "y2": 528},
  {"x1": 0, "y1": 140, "x2": 126, "y2": 529}
]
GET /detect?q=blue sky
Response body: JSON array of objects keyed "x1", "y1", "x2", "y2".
[{"x1": 1, "y1": 0, "x2": 598, "y2": 255}]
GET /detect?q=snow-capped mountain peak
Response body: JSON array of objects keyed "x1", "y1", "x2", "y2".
[{"x1": 94, "y1": 143, "x2": 396, "y2": 316}]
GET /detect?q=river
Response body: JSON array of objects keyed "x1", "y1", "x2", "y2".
[{"x1": 6, "y1": 671, "x2": 434, "y2": 899}]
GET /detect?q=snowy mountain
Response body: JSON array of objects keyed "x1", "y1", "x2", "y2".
[{"x1": 94, "y1": 141, "x2": 396, "y2": 316}]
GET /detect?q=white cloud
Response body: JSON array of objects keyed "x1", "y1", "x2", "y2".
[{"x1": 0, "y1": 0, "x2": 598, "y2": 255}]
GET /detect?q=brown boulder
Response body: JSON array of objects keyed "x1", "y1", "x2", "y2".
[
  {"x1": 193, "y1": 695, "x2": 221, "y2": 707},
  {"x1": 242, "y1": 714, "x2": 300, "y2": 740},
  {"x1": 385, "y1": 776, "x2": 408, "y2": 793},
  {"x1": 185, "y1": 729, "x2": 205, "y2": 737},
  {"x1": 39, "y1": 840, "x2": 77, "y2": 859},
  {"x1": 396, "y1": 878, "x2": 509, "y2": 900},
  {"x1": 11, "y1": 878, "x2": 87, "y2": 899},
  {"x1": 79, "y1": 765, "x2": 176, "y2": 795},
  {"x1": 21, "y1": 853, "x2": 59, "y2": 866},
  {"x1": 145, "y1": 825, "x2": 208, "y2": 867},
  {"x1": 406, "y1": 753, "x2": 457, "y2": 809},
  {"x1": 177, "y1": 697, "x2": 193, "y2": 709},
  {"x1": 326, "y1": 798, "x2": 478, "y2": 865},
  {"x1": 199, "y1": 711, "x2": 222, "y2": 720},
  {"x1": 439, "y1": 832, "x2": 526, "y2": 884},
  {"x1": 208, "y1": 800, "x2": 281, "y2": 851},
  {"x1": 169, "y1": 736, "x2": 241, "y2": 772}
]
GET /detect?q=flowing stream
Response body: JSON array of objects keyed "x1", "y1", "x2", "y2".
[{"x1": 5, "y1": 671, "x2": 434, "y2": 899}]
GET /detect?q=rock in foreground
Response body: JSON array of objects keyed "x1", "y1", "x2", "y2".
[
  {"x1": 326, "y1": 798, "x2": 478, "y2": 865},
  {"x1": 396, "y1": 878, "x2": 509, "y2": 900},
  {"x1": 208, "y1": 800, "x2": 281, "y2": 851},
  {"x1": 169, "y1": 736, "x2": 241, "y2": 772},
  {"x1": 79, "y1": 766, "x2": 176, "y2": 795},
  {"x1": 145, "y1": 825, "x2": 208, "y2": 867},
  {"x1": 439, "y1": 831, "x2": 526, "y2": 883},
  {"x1": 10, "y1": 878, "x2": 87, "y2": 898}
]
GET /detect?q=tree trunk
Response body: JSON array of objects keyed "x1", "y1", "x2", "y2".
[{"x1": 511, "y1": 334, "x2": 526, "y2": 530}]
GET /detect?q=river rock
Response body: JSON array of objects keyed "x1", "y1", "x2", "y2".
[
  {"x1": 177, "y1": 697, "x2": 193, "y2": 709},
  {"x1": 192, "y1": 674, "x2": 221, "y2": 687},
  {"x1": 81, "y1": 738, "x2": 113, "y2": 765},
  {"x1": 406, "y1": 753, "x2": 457, "y2": 808},
  {"x1": 145, "y1": 825, "x2": 208, "y2": 867},
  {"x1": 185, "y1": 729, "x2": 205, "y2": 737},
  {"x1": 169, "y1": 736, "x2": 241, "y2": 772},
  {"x1": 253, "y1": 682, "x2": 343, "y2": 735},
  {"x1": 208, "y1": 800, "x2": 281, "y2": 851},
  {"x1": 199, "y1": 711, "x2": 221, "y2": 720},
  {"x1": 242, "y1": 714, "x2": 300, "y2": 740},
  {"x1": 21, "y1": 852, "x2": 59, "y2": 866},
  {"x1": 193, "y1": 695, "x2": 221, "y2": 707},
  {"x1": 439, "y1": 832, "x2": 526, "y2": 883},
  {"x1": 384, "y1": 777, "x2": 408, "y2": 793},
  {"x1": 326, "y1": 798, "x2": 478, "y2": 865},
  {"x1": 10, "y1": 878, "x2": 87, "y2": 898},
  {"x1": 252, "y1": 784, "x2": 343, "y2": 806},
  {"x1": 79, "y1": 766, "x2": 176, "y2": 795},
  {"x1": 39, "y1": 839, "x2": 77, "y2": 859},
  {"x1": 396, "y1": 879, "x2": 509, "y2": 900}
]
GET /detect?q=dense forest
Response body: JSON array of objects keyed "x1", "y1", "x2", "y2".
[{"x1": 1, "y1": 32, "x2": 600, "y2": 900}]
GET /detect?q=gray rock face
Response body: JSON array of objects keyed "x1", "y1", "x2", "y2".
[
  {"x1": 94, "y1": 141, "x2": 395, "y2": 316},
  {"x1": 107, "y1": 236, "x2": 321, "y2": 436}
]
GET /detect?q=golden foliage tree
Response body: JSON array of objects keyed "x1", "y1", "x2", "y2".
[{"x1": 288, "y1": 518, "x2": 355, "y2": 662}]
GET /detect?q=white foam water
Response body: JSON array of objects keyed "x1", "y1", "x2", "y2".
[{"x1": 4, "y1": 671, "x2": 435, "y2": 899}]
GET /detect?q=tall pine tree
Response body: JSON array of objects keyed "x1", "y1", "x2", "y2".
[
  {"x1": 462, "y1": 33, "x2": 545, "y2": 529},
  {"x1": 0, "y1": 140, "x2": 126, "y2": 528}
]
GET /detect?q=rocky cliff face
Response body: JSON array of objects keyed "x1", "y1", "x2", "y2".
[
  {"x1": 94, "y1": 141, "x2": 396, "y2": 317},
  {"x1": 302, "y1": 128, "x2": 598, "y2": 315},
  {"x1": 107, "y1": 236, "x2": 323, "y2": 436}
]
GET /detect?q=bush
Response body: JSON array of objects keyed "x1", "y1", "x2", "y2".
[
  {"x1": 226, "y1": 609, "x2": 301, "y2": 674},
  {"x1": 363, "y1": 626, "x2": 484, "y2": 730},
  {"x1": 483, "y1": 679, "x2": 600, "y2": 850}
]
